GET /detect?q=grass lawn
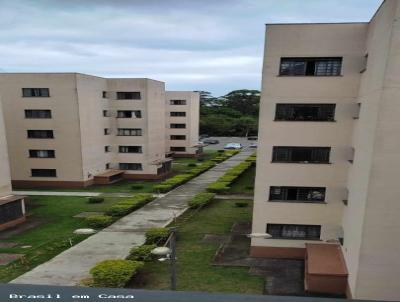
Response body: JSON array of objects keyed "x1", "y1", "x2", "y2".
[
  {"x1": 228, "y1": 165, "x2": 256, "y2": 194},
  {"x1": 17, "y1": 150, "x2": 219, "y2": 194},
  {"x1": 0, "y1": 195, "x2": 124, "y2": 282},
  {"x1": 129, "y1": 198, "x2": 264, "y2": 294}
]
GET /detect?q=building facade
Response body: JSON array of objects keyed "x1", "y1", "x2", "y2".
[
  {"x1": 0, "y1": 73, "x2": 201, "y2": 188},
  {"x1": 0, "y1": 98, "x2": 26, "y2": 230},
  {"x1": 251, "y1": 0, "x2": 400, "y2": 300},
  {"x1": 165, "y1": 91, "x2": 201, "y2": 157}
]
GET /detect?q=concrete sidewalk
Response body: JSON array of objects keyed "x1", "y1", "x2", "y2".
[{"x1": 11, "y1": 150, "x2": 253, "y2": 286}]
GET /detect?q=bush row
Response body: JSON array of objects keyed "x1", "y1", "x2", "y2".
[
  {"x1": 188, "y1": 192, "x2": 216, "y2": 209},
  {"x1": 90, "y1": 259, "x2": 144, "y2": 288},
  {"x1": 86, "y1": 194, "x2": 155, "y2": 229},
  {"x1": 153, "y1": 162, "x2": 215, "y2": 193},
  {"x1": 206, "y1": 156, "x2": 253, "y2": 193}
]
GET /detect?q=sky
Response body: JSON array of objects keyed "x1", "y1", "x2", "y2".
[{"x1": 0, "y1": 0, "x2": 382, "y2": 96}]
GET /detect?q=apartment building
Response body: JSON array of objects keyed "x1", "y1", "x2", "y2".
[
  {"x1": 0, "y1": 73, "x2": 173, "y2": 188},
  {"x1": 251, "y1": 0, "x2": 400, "y2": 300},
  {"x1": 165, "y1": 91, "x2": 201, "y2": 157},
  {"x1": 0, "y1": 99, "x2": 26, "y2": 230}
]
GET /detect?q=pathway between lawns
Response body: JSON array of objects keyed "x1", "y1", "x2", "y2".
[{"x1": 11, "y1": 149, "x2": 254, "y2": 286}]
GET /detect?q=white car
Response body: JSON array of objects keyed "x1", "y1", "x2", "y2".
[{"x1": 224, "y1": 143, "x2": 243, "y2": 150}]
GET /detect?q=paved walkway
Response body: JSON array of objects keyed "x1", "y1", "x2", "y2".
[
  {"x1": 11, "y1": 150, "x2": 253, "y2": 286},
  {"x1": 215, "y1": 194, "x2": 254, "y2": 200},
  {"x1": 13, "y1": 191, "x2": 102, "y2": 197}
]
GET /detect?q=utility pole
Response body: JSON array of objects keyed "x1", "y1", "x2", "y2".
[{"x1": 169, "y1": 227, "x2": 177, "y2": 290}]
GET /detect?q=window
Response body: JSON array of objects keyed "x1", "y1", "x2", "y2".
[
  {"x1": 22, "y1": 88, "x2": 50, "y2": 97},
  {"x1": 279, "y1": 57, "x2": 342, "y2": 76},
  {"x1": 119, "y1": 146, "x2": 142, "y2": 153},
  {"x1": 29, "y1": 150, "x2": 55, "y2": 158},
  {"x1": 31, "y1": 169, "x2": 57, "y2": 177},
  {"x1": 170, "y1": 123, "x2": 186, "y2": 129},
  {"x1": 105, "y1": 146, "x2": 111, "y2": 152},
  {"x1": 170, "y1": 112, "x2": 186, "y2": 117},
  {"x1": 119, "y1": 163, "x2": 143, "y2": 170},
  {"x1": 25, "y1": 109, "x2": 52, "y2": 119},
  {"x1": 269, "y1": 186, "x2": 326, "y2": 203},
  {"x1": 117, "y1": 128, "x2": 142, "y2": 136},
  {"x1": 170, "y1": 135, "x2": 186, "y2": 140},
  {"x1": 103, "y1": 110, "x2": 110, "y2": 117},
  {"x1": 267, "y1": 224, "x2": 321, "y2": 240},
  {"x1": 272, "y1": 147, "x2": 331, "y2": 163},
  {"x1": 27, "y1": 130, "x2": 54, "y2": 139},
  {"x1": 117, "y1": 110, "x2": 142, "y2": 118},
  {"x1": 105, "y1": 163, "x2": 110, "y2": 169},
  {"x1": 116, "y1": 92, "x2": 141, "y2": 100},
  {"x1": 102, "y1": 91, "x2": 107, "y2": 98},
  {"x1": 275, "y1": 104, "x2": 335, "y2": 121},
  {"x1": 171, "y1": 147, "x2": 186, "y2": 152},
  {"x1": 104, "y1": 128, "x2": 110, "y2": 135},
  {"x1": 170, "y1": 99, "x2": 187, "y2": 105}
]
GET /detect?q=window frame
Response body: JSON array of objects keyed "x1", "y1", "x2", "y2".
[
  {"x1": 117, "y1": 128, "x2": 142, "y2": 136},
  {"x1": 269, "y1": 186, "x2": 326, "y2": 203},
  {"x1": 29, "y1": 150, "x2": 55, "y2": 158},
  {"x1": 27, "y1": 130, "x2": 54, "y2": 139},
  {"x1": 170, "y1": 123, "x2": 186, "y2": 129},
  {"x1": 116, "y1": 92, "x2": 141, "y2": 100},
  {"x1": 267, "y1": 223, "x2": 321, "y2": 240},
  {"x1": 279, "y1": 57, "x2": 342, "y2": 77},
  {"x1": 272, "y1": 146, "x2": 331, "y2": 164},
  {"x1": 22, "y1": 88, "x2": 50, "y2": 97},
  {"x1": 170, "y1": 112, "x2": 186, "y2": 117},
  {"x1": 119, "y1": 163, "x2": 143, "y2": 171},
  {"x1": 31, "y1": 169, "x2": 57, "y2": 177},
  {"x1": 170, "y1": 135, "x2": 186, "y2": 140},
  {"x1": 25, "y1": 109, "x2": 52, "y2": 119},
  {"x1": 170, "y1": 100, "x2": 187, "y2": 105},
  {"x1": 274, "y1": 104, "x2": 336, "y2": 122},
  {"x1": 170, "y1": 146, "x2": 186, "y2": 152},
  {"x1": 118, "y1": 146, "x2": 143, "y2": 153}
]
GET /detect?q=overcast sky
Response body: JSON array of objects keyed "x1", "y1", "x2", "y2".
[{"x1": 0, "y1": 0, "x2": 382, "y2": 96}]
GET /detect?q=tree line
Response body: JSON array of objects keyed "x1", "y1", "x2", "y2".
[{"x1": 197, "y1": 89, "x2": 260, "y2": 137}]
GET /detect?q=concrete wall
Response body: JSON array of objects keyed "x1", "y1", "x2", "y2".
[
  {"x1": 165, "y1": 91, "x2": 200, "y2": 155},
  {"x1": 0, "y1": 73, "x2": 85, "y2": 186},
  {"x1": 252, "y1": 23, "x2": 367, "y2": 250},
  {"x1": 0, "y1": 98, "x2": 12, "y2": 197},
  {"x1": 343, "y1": 1, "x2": 400, "y2": 300}
]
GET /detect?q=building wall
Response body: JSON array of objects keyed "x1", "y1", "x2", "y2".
[
  {"x1": 343, "y1": 1, "x2": 400, "y2": 300},
  {"x1": 252, "y1": 23, "x2": 367, "y2": 250},
  {"x1": 0, "y1": 73, "x2": 85, "y2": 186},
  {"x1": 0, "y1": 98, "x2": 12, "y2": 197},
  {"x1": 165, "y1": 91, "x2": 200, "y2": 155}
]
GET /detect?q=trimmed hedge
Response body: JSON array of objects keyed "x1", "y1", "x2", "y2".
[
  {"x1": 105, "y1": 194, "x2": 155, "y2": 217},
  {"x1": 188, "y1": 192, "x2": 216, "y2": 209},
  {"x1": 131, "y1": 184, "x2": 144, "y2": 190},
  {"x1": 206, "y1": 182, "x2": 230, "y2": 193},
  {"x1": 86, "y1": 215, "x2": 113, "y2": 228},
  {"x1": 145, "y1": 227, "x2": 170, "y2": 245},
  {"x1": 235, "y1": 201, "x2": 248, "y2": 207},
  {"x1": 87, "y1": 197, "x2": 104, "y2": 204},
  {"x1": 90, "y1": 259, "x2": 144, "y2": 288},
  {"x1": 128, "y1": 244, "x2": 156, "y2": 262}
]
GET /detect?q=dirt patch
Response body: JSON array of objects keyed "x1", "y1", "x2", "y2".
[
  {"x1": 0, "y1": 217, "x2": 46, "y2": 240},
  {"x1": 0, "y1": 242, "x2": 18, "y2": 248},
  {"x1": 0, "y1": 253, "x2": 24, "y2": 265},
  {"x1": 202, "y1": 234, "x2": 229, "y2": 244}
]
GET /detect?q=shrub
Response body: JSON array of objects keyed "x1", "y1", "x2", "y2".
[
  {"x1": 197, "y1": 158, "x2": 204, "y2": 162},
  {"x1": 217, "y1": 150, "x2": 225, "y2": 153},
  {"x1": 206, "y1": 182, "x2": 230, "y2": 193},
  {"x1": 87, "y1": 197, "x2": 104, "y2": 204},
  {"x1": 245, "y1": 185, "x2": 254, "y2": 190},
  {"x1": 187, "y1": 163, "x2": 197, "y2": 167},
  {"x1": 218, "y1": 175, "x2": 238, "y2": 183},
  {"x1": 131, "y1": 184, "x2": 144, "y2": 190},
  {"x1": 90, "y1": 259, "x2": 144, "y2": 288},
  {"x1": 153, "y1": 184, "x2": 173, "y2": 193},
  {"x1": 145, "y1": 227, "x2": 170, "y2": 245},
  {"x1": 188, "y1": 192, "x2": 216, "y2": 209},
  {"x1": 129, "y1": 244, "x2": 156, "y2": 262},
  {"x1": 86, "y1": 215, "x2": 113, "y2": 228},
  {"x1": 105, "y1": 204, "x2": 132, "y2": 217},
  {"x1": 235, "y1": 201, "x2": 248, "y2": 207}
]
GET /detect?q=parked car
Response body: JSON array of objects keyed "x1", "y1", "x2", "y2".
[
  {"x1": 249, "y1": 142, "x2": 258, "y2": 148},
  {"x1": 247, "y1": 136, "x2": 258, "y2": 141},
  {"x1": 199, "y1": 134, "x2": 209, "y2": 139},
  {"x1": 203, "y1": 138, "x2": 219, "y2": 144},
  {"x1": 224, "y1": 143, "x2": 243, "y2": 150}
]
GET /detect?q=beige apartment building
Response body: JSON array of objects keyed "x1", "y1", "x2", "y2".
[
  {"x1": 252, "y1": 0, "x2": 400, "y2": 300},
  {"x1": 165, "y1": 91, "x2": 201, "y2": 157},
  {"x1": 0, "y1": 73, "x2": 184, "y2": 188},
  {"x1": 0, "y1": 99, "x2": 26, "y2": 230}
]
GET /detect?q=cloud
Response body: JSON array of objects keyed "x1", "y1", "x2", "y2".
[{"x1": 0, "y1": 0, "x2": 382, "y2": 95}]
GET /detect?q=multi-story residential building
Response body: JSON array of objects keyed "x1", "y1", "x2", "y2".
[
  {"x1": 165, "y1": 91, "x2": 202, "y2": 157},
  {"x1": 0, "y1": 99, "x2": 26, "y2": 230},
  {"x1": 0, "y1": 73, "x2": 174, "y2": 188},
  {"x1": 251, "y1": 0, "x2": 400, "y2": 300}
]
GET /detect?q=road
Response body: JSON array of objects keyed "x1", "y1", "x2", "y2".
[{"x1": 202, "y1": 136, "x2": 257, "y2": 151}]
